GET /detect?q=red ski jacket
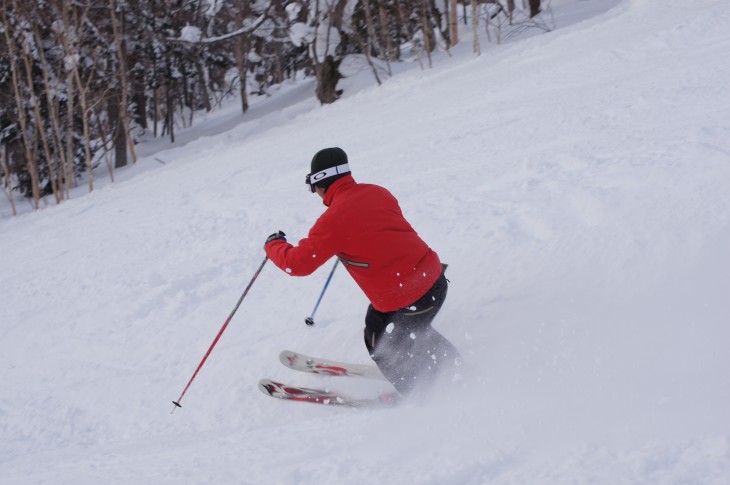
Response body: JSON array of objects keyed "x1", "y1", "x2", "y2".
[{"x1": 265, "y1": 175, "x2": 442, "y2": 312}]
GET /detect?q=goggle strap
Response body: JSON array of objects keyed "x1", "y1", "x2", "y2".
[{"x1": 309, "y1": 163, "x2": 350, "y2": 185}]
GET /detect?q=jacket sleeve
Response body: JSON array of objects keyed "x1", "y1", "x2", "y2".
[{"x1": 264, "y1": 213, "x2": 338, "y2": 276}]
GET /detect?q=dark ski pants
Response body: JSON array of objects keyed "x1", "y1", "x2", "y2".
[{"x1": 364, "y1": 272, "x2": 461, "y2": 395}]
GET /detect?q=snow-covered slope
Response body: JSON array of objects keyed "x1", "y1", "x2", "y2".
[{"x1": 2, "y1": 0, "x2": 730, "y2": 483}]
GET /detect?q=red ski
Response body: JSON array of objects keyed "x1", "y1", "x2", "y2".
[{"x1": 258, "y1": 378, "x2": 399, "y2": 408}]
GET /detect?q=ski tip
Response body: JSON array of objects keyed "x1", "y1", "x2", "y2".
[
  {"x1": 279, "y1": 350, "x2": 297, "y2": 368},
  {"x1": 258, "y1": 378, "x2": 286, "y2": 399},
  {"x1": 258, "y1": 378, "x2": 272, "y2": 397}
]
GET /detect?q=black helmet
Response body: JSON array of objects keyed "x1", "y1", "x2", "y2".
[{"x1": 305, "y1": 147, "x2": 350, "y2": 193}]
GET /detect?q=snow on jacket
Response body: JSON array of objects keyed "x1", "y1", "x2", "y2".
[{"x1": 265, "y1": 175, "x2": 442, "y2": 312}]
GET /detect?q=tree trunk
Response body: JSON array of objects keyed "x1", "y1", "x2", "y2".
[
  {"x1": 315, "y1": 55, "x2": 342, "y2": 104},
  {"x1": 195, "y1": 58, "x2": 212, "y2": 112},
  {"x1": 60, "y1": 2, "x2": 94, "y2": 192},
  {"x1": 78, "y1": 87, "x2": 94, "y2": 192},
  {"x1": 109, "y1": 93, "x2": 128, "y2": 169},
  {"x1": 153, "y1": 86, "x2": 159, "y2": 138},
  {"x1": 167, "y1": 84, "x2": 175, "y2": 143},
  {"x1": 529, "y1": 0, "x2": 541, "y2": 17},
  {"x1": 2, "y1": 7, "x2": 40, "y2": 207},
  {"x1": 22, "y1": 44, "x2": 58, "y2": 201},
  {"x1": 234, "y1": 2, "x2": 250, "y2": 113},
  {"x1": 378, "y1": 3, "x2": 397, "y2": 62},
  {"x1": 65, "y1": 67, "x2": 75, "y2": 199},
  {"x1": 472, "y1": 0, "x2": 480, "y2": 55},
  {"x1": 132, "y1": 76, "x2": 148, "y2": 130},
  {"x1": 109, "y1": 0, "x2": 137, "y2": 165},
  {"x1": 449, "y1": 0, "x2": 458, "y2": 46},
  {"x1": 236, "y1": 39, "x2": 249, "y2": 113},
  {"x1": 312, "y1": 0, "x2": 347, "y2": 104},
  {"x1": 420, "y1": 1, "x2": 434, "y2": 67},
  {"x1": 235, "y1": 44, "x2": 249, "y2": 113},
  {"x1": 33, "y1": 19, "x2": 66, "y2": 203},
  {"x1": 1, "y1": 145, "x2": 17, "y2": 217}
]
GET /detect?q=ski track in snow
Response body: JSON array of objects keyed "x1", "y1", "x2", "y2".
[{"x1": 2, "y1": 0, "x2": 730, "y2": 483}]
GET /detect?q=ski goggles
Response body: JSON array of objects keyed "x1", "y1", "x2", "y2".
[{"x1": 305, "y1": 163, "x2": 350, "y2": 193}]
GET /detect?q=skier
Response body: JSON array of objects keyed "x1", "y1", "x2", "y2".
[{"x1": 264, "y1": 147, "x2": 460, "y2": 395}]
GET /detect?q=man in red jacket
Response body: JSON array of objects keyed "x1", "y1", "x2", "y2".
[{"x1": 265, "y1": 147, "x2": 460, "y2": 395}]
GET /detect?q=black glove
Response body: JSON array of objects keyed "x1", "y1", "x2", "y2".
[{"x1": 265, "y1": 230, "x2": 286, "y2": 246}]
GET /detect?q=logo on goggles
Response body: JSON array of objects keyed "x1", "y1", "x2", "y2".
[{"x1": 305, "y1": 163, "x2": 350, "y2": 192}]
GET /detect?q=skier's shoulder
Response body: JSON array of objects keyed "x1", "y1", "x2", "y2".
[
  {"x1": 352, "y1": 181, "x2": 396, "y2": 200},
  {"x1": 329, "y1": 180, "x2": 398, "y2": 216}
]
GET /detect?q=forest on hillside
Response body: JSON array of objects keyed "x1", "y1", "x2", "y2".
[{"x1": 0, "y1": 0, "x2": 545, "y2": 213}]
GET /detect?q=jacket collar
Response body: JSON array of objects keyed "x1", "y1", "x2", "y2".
[{"x1": 323, "y1": 174, "x2": 355, "y2": 207}]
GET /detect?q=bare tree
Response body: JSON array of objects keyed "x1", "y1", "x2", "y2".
[
  {"x1": 449, "y1": 0, "x2": 458, "y2": 46},
  {"x1": 420, "y1": 0, "x2": 435, "y2": 68},
  {"x1": 109, "y1": 0, "x2": 138, "y2": 169},
  {"x1": 472, "y1": 1, "x2": 481, "y2": 55},
  {"x1": 2, "y1": 0, "x2": 41, "y2": 208},
  {"x1": 31, "y1": 7, "x2": 68, "y2": 202},
  {"x1": 311, "y1": 0, "x2": 349, "y2": 104},
  {"x1": 20, "y1": 8, "x2": 60, "y2": 203},
  {"x1": 1, "y1": 144, "x2": 17, "y2": 216},
  {"x1": 233, "y1": 0, "x2": 253, "y2": 113},
  {"x1": 60, "y1": 1, "x2": 99, "y2": 192},
  {"x1": 378, "y1": 2, "x2": 398, "y2": 63}
]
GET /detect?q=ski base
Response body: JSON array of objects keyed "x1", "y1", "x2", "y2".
[
  {"x1": 279, "y1": 349, "x2": 387, "y2": 381},
  {"x1": 258, "y1": 378, "x2": 400, "y2": 408}
]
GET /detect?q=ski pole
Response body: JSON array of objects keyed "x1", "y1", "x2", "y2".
[
  {"x1": 172, "y1": 255, "x2": 268, "y2": 412},
  {"x1": 305, "y1": 258, "x2": 339, "y2": 326}
]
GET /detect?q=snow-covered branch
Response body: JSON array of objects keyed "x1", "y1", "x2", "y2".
[{"x1": 169, "y1": 12, "x2": 270, "y2": 45}]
